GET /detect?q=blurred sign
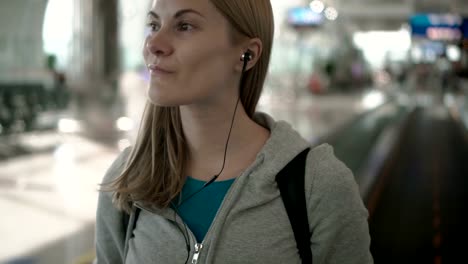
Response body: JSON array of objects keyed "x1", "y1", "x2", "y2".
[
  {"x1": 410, "y1": 13, "x2": 462, "y2": 41},
  {"x1": 421, "y1": 41, "x2": 445, "y2": 56},
  {"x1": 287, "y1": 7, "x2": 324, "y2": 27},
  {"x1": 462, "y1": 18, "x2": 468, "y2": 39}
]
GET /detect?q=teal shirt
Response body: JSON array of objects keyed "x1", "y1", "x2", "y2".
[{"x1": 175, "y1": 177, "x2": 235, "y2": 242}]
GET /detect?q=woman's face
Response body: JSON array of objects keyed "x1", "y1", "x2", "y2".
[{"x1": 143, "y1": 0, "x2": 243, "y2": 107}]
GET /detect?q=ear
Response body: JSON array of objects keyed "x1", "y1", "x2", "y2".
[{"x1": 235, "y1": 38, "x2": 263, "y2": 72}]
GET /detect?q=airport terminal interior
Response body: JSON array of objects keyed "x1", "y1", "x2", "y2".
[{"x1": 1, "y1": 0, "x2": 468, "y2": 263}]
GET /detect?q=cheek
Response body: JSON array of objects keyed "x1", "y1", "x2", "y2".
[
  {"x1": 142, "y1": 38, "x2": 150, "y2": 62},
  {"x1": 183, "y1": 48, "x2": 235, "y2": 84},
  {"x1": 181, "y1": 59, "x2": 231, "y2": 99}
]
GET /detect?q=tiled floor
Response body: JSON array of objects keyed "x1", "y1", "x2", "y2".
[{"x1": 1, "y1": 133, "x2": 119, "y2": 263}]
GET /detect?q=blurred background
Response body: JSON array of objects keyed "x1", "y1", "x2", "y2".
[{"x1": 1, "y1": 0, "x2": 468, "y2": 263}]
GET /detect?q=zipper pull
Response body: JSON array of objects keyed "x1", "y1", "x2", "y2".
[{"x1": 191, "y1": 243, "x2": 203, "y2": 264}]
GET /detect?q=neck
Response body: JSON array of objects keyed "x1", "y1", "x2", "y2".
[{"x1": 180, "y1": 99, "x2": 268, "y2": 181}]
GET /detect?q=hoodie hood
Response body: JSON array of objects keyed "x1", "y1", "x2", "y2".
[
  {"x1": 252, "y1": 112, "x2": 310, "y2": 182},
  {"x1": 232, "y1": 112, "x2": 310, "y2": 204}
]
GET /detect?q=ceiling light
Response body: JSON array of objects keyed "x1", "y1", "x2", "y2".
[
  {"x1": 324, "y1": 7, "x2": 338, "y2": 21},
  {"x1": 310, "y1": 1, "x2": 325, "y2": 13}
]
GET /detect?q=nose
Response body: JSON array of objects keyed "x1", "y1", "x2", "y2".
[{"x1": 145, "y1": 30, "x2": 173, "y2": 57}]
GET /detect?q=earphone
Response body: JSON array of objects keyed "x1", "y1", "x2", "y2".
[{"x1": 241, "y1": 51, "x2": 252, "y2": 62}]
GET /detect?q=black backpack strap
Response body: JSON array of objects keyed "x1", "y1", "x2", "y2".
[{"x1": 275, "y1": 148, "x2": 312, "y2": 264}]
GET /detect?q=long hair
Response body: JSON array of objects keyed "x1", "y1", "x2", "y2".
[{"x1": 105, "y1": 0, "x2": 274, "y2": 212}]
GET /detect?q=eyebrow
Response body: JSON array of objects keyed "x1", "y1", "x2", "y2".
[{"x1": 147, "y1": 9, "x2": 205, "y2": 20}]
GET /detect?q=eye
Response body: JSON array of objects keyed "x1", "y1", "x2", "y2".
[
  {"x1": 177, "y1": 22, "x2": 194, "y2": 31},
  {"x1": 146, "y1": 22, "x2": 160, "y2": 32}
]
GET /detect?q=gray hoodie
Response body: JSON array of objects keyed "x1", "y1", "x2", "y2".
[{"x1": 95, "y1": 112, "x2": 373, "y2": 264}]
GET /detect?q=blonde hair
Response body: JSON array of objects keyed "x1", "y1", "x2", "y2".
[{"x1": 105, "y1": 0, "x2": 274, "y2": 212}]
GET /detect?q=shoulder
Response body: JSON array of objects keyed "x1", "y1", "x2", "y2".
[
  {"x1": 305, "y1": 143, "x2": 353, "y2": 187},
  {"x1": 304, "y1": 144, "x2": 373, "y2": 263},
  {"x1": 101, "y1": 147, "x2": 132, "y2": 184},
  {"x1": 96, "y1": 147, "x2": 132, "y2": 262},
  {"x1": 98, "y1": 146, "x2": 132, "y2": 206},
  {"x1": 304, "y1": 143, "x2": 367, "y2": 217}
]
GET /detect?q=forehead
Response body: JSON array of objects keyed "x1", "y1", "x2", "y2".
[{"x1": 151, "y1": 0, "x2": 220, "y2": 18}]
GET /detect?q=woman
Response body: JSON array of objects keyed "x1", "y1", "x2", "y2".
[{"x1": 95, "y1": 0, "x2": 373, "y2": 263}]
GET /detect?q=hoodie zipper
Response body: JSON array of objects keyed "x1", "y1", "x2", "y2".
[
  {"x1": 191, "y1": 243, "x2": 203, "y2": 264},
  {"x1": 187, "y1": 183, "x2": 235, "y2": 264},
  {"x1": 188, "y1": 172, "x2": 247, "y2": 263}
]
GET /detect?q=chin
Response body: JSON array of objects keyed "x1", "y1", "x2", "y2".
[
  {"x1": 146, "y1": 82, "x2": 173, "y2": 106},
  {"x1": 147, "y1": 81, "x2": 215, "y2": 107},
  {"x1": 147, "y1": 94, "x2": 179, "y2": 107},
  {"x1": 147, "y1": 88, "x2": 189, "y2": 107}
]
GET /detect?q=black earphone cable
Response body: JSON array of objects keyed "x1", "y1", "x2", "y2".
[
  {"x1": 171, "y1": 201, "x2": 192, "y2": 264},
  {"x1": 176, "y1": 53, "x2": 249, "y2": 206},
  {"x1": 173, "y1": 52, "x2": 250, "y2": 263}
]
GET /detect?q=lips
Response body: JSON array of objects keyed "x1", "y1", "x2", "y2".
[{"x1": 147, "y1": 64, "x2": 175, "y2": 74}]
